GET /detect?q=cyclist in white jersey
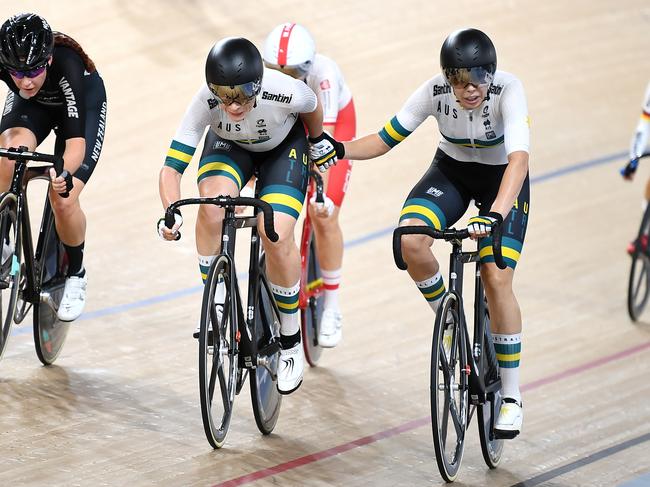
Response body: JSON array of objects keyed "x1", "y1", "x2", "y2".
[
  {"x1": 622, "y1": 82, "x2": 650, "y2": 253},
  {"x1": 262, "y1": 22, "x2": 357, "y2": 348},
  {"x1": 157, "y1": 37, "x2": 337, "y2": 395},
  {"x1": 323, "y1": 28, "x2": 530, "y2": 438}
]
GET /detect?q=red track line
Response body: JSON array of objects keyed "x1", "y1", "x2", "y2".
[{"x1": 213, "y1": 340, "x2": 650, "y2": 487}]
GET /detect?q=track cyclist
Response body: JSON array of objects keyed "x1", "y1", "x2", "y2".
[
  {"x1": 0, "y1": 12, "x2": 107, "y2": 322},
  {"x1": 157, "y1": 37, "x2": 337, "y2": 394},
  {"x1": 262, "y1": 22, "x2": 356, "y2": 348},
  {"x1": 621, "y1": 81, "x2": 650, "y2": 253},
  {"x1": 323, "y1": 28, "x2": 530, "y2": 437}
]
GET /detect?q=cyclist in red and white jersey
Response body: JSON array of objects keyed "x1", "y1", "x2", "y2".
[
  {"x1": 621, "y1": 82, "x2": 650, "y2": 253},
  {"x1": 262, "y1": 22, "x2": 356, "y2": 348},
  {"x1": 323, "y1": 28, "x2": 530, "y2": 438}
]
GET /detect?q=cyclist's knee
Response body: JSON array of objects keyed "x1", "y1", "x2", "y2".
[
  {"x1": 50, "y1": 193, "x2": 81, "y2": 219},
  {"x1": 197, "y1": 203, "x2": 224, "y2": 229},
  {"x1": 402, "y1": 233, "x2": 432, "y2": 261},
  {"x1": 481, "y1": 264, "x2": 514, "y2": 295},
  {"x1": 310, "y1": 207, "x2": 340, "y2": 231}
]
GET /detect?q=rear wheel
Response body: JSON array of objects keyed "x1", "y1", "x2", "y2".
[
  {"x1": 0, "y1": 195, "x2": 20, "y2": 362},
  {"x1": 477, "y1": 303, "x2": 504, "y2": 469},
  {"x1": 301, "y1": 235, "x2": 324, "y2": 366},
  {"x1": 628, "y1": 207, "x2": 650, "y2": 321},
  {"x1": 250, "y1": 257, "x2": 282, "y2": 434},
  {"x1": 33, "y1": 216, "x2": 70, "y2": 365},
  {"x1": 199, "y1": 255, "x2": 237, "y2": 449},
  {"x1": 431, "y1": 292, "x2": 468, "y2": 482}
]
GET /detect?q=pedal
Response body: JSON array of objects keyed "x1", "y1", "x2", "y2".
[{"x1": 494, "y1": 429, "x2": 520, "y2": 440}]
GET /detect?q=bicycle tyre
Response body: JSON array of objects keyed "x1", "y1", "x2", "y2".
[
  {"x1": 250, "y1": 256, "x2": 282, "y2": 435},
  {"x1": 33, "y1": 214, "x2": 70, "y2": 365},
  {"x1": 431, "y1": 292, "x2": 468, "y2": 482},
  {"x1": 301, "y1": 235, "x2": 324, "y2": 366},
  {"x1": 477, "y1": 303, "x2": 504, "y2": 469},
  {"x1": 627, "y1": 206, "x2": 650, "y2": 321},
  {"x1": 0, "y1": 194, "x2": 20, "y2": 362},
  {"x1": 199, "y1": 255, "x2": 238, "y2": 449}
]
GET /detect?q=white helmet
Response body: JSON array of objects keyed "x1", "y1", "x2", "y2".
[{"x1": 262, "y1": 22, "x2": 315, "y2": 79}]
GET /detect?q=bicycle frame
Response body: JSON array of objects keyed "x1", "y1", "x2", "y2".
[{"x1": 298, "y1": 169, "x2": 325, "y2": 309}]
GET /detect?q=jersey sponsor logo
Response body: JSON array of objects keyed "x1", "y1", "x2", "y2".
[
  {"x1": 489, "y1": 84, "x2": 503, "y2": 96},
  {"x1": 207, "y1": 98, "x2": 218, "y2": 109},
  {"x1": 212, "y1": 140, "x2": 232, "y2": 151},
  {"x1": 320, "y1": 79, "x2": 331, "y2": 90},
  {"x1": 433, "y1": 84, "x2": 451, "y2": 96},
  {"x1": 483, "y1": 119, "x2": 492, "y2": 129},
  {"x1": 2, "y1": 91, "x2": 15, "y2": 116},
  {"x1": 256, "y1": 119, "x2": 266, "y2": 127},
  {"x1": 436, "y1": 101, "x2": 458, "y2": 119},
  {"x1": 485, "y1": 130, "x2": 496, "y2": 140},
  {"x1": 58, "y1": 77, "x2": 79, "y2": 118},
  {"x1": 91, "y1": 101, "x2": 107, "y2": 162},
  {"x1": 216, "y1": 121, "x2": 241, "y2": 132},
  {"x1": 426, "y1": 186, "x2": 444, "y2": 197},
  {"x1": 482, "y1": 106, "x2": 490, "y2": 118},
  {"x1": 261, "y1": 91, "x2": 293, "y2": 103}
]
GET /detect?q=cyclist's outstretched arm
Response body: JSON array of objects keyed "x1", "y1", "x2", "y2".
[{"x1": 341, "y1": 133, "x2": 391, "y2": 160}]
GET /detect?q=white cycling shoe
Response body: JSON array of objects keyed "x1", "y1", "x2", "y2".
[
  {"x1": 318, "y1": 308, "x2": 343, "y2": 348},
  {"x1": 277, "y1": 341, "x2": 304, "y2": 394},
  {"x1": 495, "y1": 397, "x2": 523, "y2": 439},
  {"x1": 57, "y1": 274, "x2": 88, "y2": 322}
]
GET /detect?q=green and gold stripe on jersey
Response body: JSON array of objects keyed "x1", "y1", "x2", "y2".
[
  {"x1": 399, "y1": 197, "x2": 447, "y2": 230},
  {"x1": 378, "y1": 116, "x2": 412, "y2": 148},
  {"x1": 259, "y1": 184, "x2": 305, "y2": 220},
  {"x1": 441, "y1": 133, "x2": 504, "y2": 149},
  {"x1": 165, "y1": 140, "x2": 196, "y2": 174}
]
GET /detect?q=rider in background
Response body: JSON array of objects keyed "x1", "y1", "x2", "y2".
[
  {"x1": 621, "y1": 82, "x2": 650, "y2": 253},
  {"x1": 158, "y1": 37, "x2": 337, "y2": 394},
  {"x1": 323, "y1": 28, "x2": 530, "y2": 438},
  {"x1": 262, "y1": 22, "x2": 356, "y2": 348},
  {"x1": 0, "y1": 13, "x2": 107, "y2": 322}
]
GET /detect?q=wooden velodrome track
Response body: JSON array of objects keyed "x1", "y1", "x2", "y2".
[{"x1": 1, "y1": 1, "x2": 650, "y2": 486}]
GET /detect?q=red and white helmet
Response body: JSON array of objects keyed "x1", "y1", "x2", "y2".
[{"x1": 262, "y1": 22, "x2": 315, "y2": 79}]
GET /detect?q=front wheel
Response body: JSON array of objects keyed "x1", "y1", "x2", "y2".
[
  {"x1": 627, "y1": 251, "x2": 650, "y2": 321},
  {"x1": 477, "y1": 306, "x2": 504, "y2": 469},
  {"x1": 199, "y1": 255, "x2": 238, "y2": 449},
  {"x1": 250, "y1": 258, "x2": 282, "y2": 435},
  {"x1": 301, "y1": 235, "x2": 324, "y2": 366},
  {"x1": 0, "y1": 195, "x2": 20, "y2": 362},
  {"x1": 431, "y1": 292, "x2": 468, "y2": 482},
  {"x1": 33, "y1": 215, "x2": 70, "y2": 365}
]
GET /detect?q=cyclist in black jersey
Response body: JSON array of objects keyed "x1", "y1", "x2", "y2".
[{"x1": 0, "y1": 13, "x2": 107, "y2": 322}]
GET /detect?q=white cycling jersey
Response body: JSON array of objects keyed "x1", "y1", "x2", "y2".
[
  {"x1": 170, "y1": 68, "x2": 317, "y2": 155},
  {"x1": 379, "y1": 71, "x2": 530, "y2": 165},
  {"x1": 305, "y1": 53, "x2": 352, "y2": 125},
  {"x1": 630, "y1": 82, "x2": 650, "y2": 160}
]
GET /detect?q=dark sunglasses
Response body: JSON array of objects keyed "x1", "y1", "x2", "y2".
[{"x1": 8, "y1": 64, "x2": 47, "y2": 79}]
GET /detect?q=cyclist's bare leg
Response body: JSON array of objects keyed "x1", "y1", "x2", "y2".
[
  {"x1": 644, "y1": 177, "x2": 650, "y2": 202},
  {"x1": 399, "y1": 218, "x2": 439, "y2": 282},
  {"x1": 480, "y1": 264, "x2": 522, "y2": 334},
  {"x1": 195, "y1": 176, "x2": 239, "y2": 256},
  {"x1": 0, "y1": 128, "x2": 37, "y2": 191},
  {"x1": 309, "y1": 204, "x2": 343, "y2": 270},
  {"x1": 259, "y1": 212, "x2": 300, "y2": 287},
  {"x1": 49, "y1": 179, "x2": 86, "y2": 247}
]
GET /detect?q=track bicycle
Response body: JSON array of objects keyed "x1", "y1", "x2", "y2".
[
  {"x1": 624, "y1": 152, "x2": 650, "y2": 321},
  {"x1": 0, "y1": 146, "x2": 71, "y2": 365},
  {"x1": 299, "y1": 168, "x2": 327, "y2": 366},
  {"x1": 164, "y1": 193, "x2": 282, "y2": 449},
  {"x1": 393, "y1": 223, "x2": 507, "y2": 482}
]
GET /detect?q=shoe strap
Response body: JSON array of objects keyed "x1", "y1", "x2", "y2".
[{"x1": 502, "y1": 397, "x2": 522, "y2": 407}]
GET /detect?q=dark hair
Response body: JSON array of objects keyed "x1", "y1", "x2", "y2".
[{"x1": 54, "y1": 32, "x2": 96, "y2": 73}]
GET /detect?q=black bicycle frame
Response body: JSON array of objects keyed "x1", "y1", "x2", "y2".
[
  {"x1": 165, "y1": 196, "x2": 280, "y2": 371},
  {"x1": 0, "y1": 148, "x2": 63, "y2": 305}
]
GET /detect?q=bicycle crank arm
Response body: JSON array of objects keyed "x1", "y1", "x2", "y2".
[{"x1": 40, "y1": 290, "x2": 59, "y2": 312}]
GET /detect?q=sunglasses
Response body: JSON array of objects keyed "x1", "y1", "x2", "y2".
[
  {"x1": 208, "y1": 81, "x2": 260, "y2": 106},
  {"x1": 8, "y1": 64, "x2": 47, "y2": 79},
  {"x1": 443, "y1": 66, "x2": 494, "y2": 89}
]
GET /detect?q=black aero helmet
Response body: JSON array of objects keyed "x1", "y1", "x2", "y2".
[
  {"x1": 0, "y1": 13, "x2": 53, "y2": 71},
  {"x1": 205, "y1": 37, "x2": 263, "y2": 105},
  {"x1": 440, "y1": 28, "x2": 496, "y2": 87}
]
